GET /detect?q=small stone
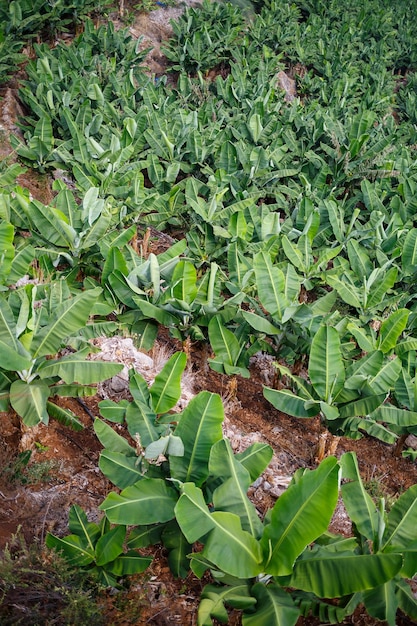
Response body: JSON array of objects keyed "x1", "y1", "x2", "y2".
[{"x1": 405, "y1": 435, "x2": 417, "y2": 450}]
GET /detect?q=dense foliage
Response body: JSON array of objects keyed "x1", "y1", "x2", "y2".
[{"x1": 1, "y1": 0, "x2": 417, "y2": 623}]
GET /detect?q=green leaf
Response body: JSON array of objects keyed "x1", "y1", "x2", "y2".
[
  {"x1": 309, "y1": 326, "x2": 345, "y2": 402},
  {"x1": 401, "y1": 228, "x2": 417, "y2": 275},
  {"x1": 68, "y1": 505, "x2": 100, "y2": 549},
  {"x1": 378, "y1": 309, "x2": 409, "y2": 354},
  {"x1": 235, "y1": 442, "x2": 273, "y2": 483},
  {"x1": 150, "y1": 351, "x2": 187, "y2": 414},
  {"x1": 241, "y1": 311, "x2": 281, "y2": 335},
  {"x1": 98, "y1": 399, "x2": 129, "y2": 423},
  {"x1": 382, "y1": 483, "x2": 417, "y2": 550},
  {"x1": 199, "y1": 584, "x2": 255, "y2": 626},
  {"x1": 396, "y1": 579, "x2": 417, "y2": 620},
  {"x1": 0, "y1": 340, "x2": 32, "y2": 371},
  {"x1": 242, "y1": 583, "x2": 299, "y2": 626},
  {"x1": 99, "y1": 450, "x2": 144, "y2": 489},
  {"x1": 175, "y1": 483, "x2": 263, "y2": 578},
  {"x1": 38, "y1": 353, "x2": 123, "y2": 384},
  {"x1": 170, "y1": 391, "x2": 224, "y2": 486},
  {"x1": 46, "y1": 401, "x2": 84, "y2": 431},
  {"x1": 254, "y1": 251, "x2": 286, "y2": 321},
  {"x1": 45, "y1": 533, "x2": 95, "y2": 567},
  {"x1": 126, "y1": 399, "x2": 160, "y2": 448},
  {"x1": 208, "y1": 317, "x2": 244, "y2": 369},
  {"x1": 10, "y1": 379, "x2": 50, "y2": 426},
  {"x1": 363, "y1": 581, "x2": 398, "y2": 626},
  {"x1": 261, "y1": 457, "x2": 339, "y2": 576},
  {"x1": 106, "y1": 551, "x2": 152, "y2": 576},
  {"x1": 0, "y1": 295, "x2": 19, "y2": 351},
  {"x1": 289, "y1": 550, "x2": 402, "y2": 597},
  {"x1": 171, "y1": 261, "x2": 197, "y2": 303},
  {"x1": 210, "y1": 440, "x2": 263, "y2": 538},
  {"x1": 95, "y1": 525, "x2": 126, "y2": 566},
  {"x1": 94, "y1": 418, "x2": 136, "y2": 456},
  {"x1": 100, "y1": 478, "x2": 178, "y2": 525},
  {"x1": 263, "y1": 387, "x2": 319, "y2": 418},
  {"x1": 367, "y1": 357, "x2": 401, "y2": 395},
  {"x1": 340, "y1": 452, "x2": 378, "y2": 541},
  {"x1": 162, "y1": 520, "x2": 192, "y2": 578},
  {"x1": 31, "y1": 288, "x2": 101, "y2": 358}
]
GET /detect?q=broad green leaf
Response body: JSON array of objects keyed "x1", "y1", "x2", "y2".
[
  {"x1": 289, "y1": 550, "x2": 402, "y2": 597},
  {"x1": 171, "y1": 261, "x2": 197, "y2": 303},
  {"x1": 254, "y1": 251, "x2": 287, "y2": 320},
  {"x1": 199, "y1": 584, "x2": 255, "y2": 626},
  {"x1": 365, "y1": 267, "x2": 397, "y2": 311},
  {"x1": 378, "y1": 309, "x2": 409, "y2": 354},
  {"x1": 338, "y1": 393, "x2": 386, "y2": 419},
  {"x1": 99, "y1": 450, "x2": 144, "y2": 489},
  {"x1": 150, "y1": 351, "x2": 187, "y2": 414},
  {"x1": 210, "y1": 440, "x2": 263, "y2": 537},
  {"x1": 68, "y1": 505, "x2": 100, "y2": 549},
  {"x1": 367, "y1": 356, "x2": 401, "y2": 394},
  {"x1": 126, "y1": 399, "x2": 160, "y2": 448},
  {"x1": 242, "y1": 583, "x2": 299, "y2": 626},
  {"x1": 401, "y1": 228, "x2": 417, "y2": 275},
  {"x1": 175, "y1": 483, "x2": 263, "y2": 578},
  {"x1": 31, "y1": 288, "x2": 101, "y2": 358},
  {"x1": 261, "y1": 457, "x2": 339, "y2": 576},
  {"x1": 382, "y1": 483, "x2": 417, "y2": 550},
  {"x1": 10, "y1": 379, "x2": 50, "y2": 426},
  {"x1": 396, "y1": 579, "x2": 417, "y2": 620},
  {"x1": 95, "y1": 525, "x2": 126, "y2": 566},
  {"x1": 162, "y1": 520, "x2": 192, "y2": 578},
  {"x1": 0, "y1": 295, "x2": 19, "y2": 351},
  {"x1": 363, "y1": 581, "x2": 398, "y2": 626},
  {"x1": 45, "y1": 533, "x2": 95, "y2": 567},
  {"x1": 340, "y1": 452, "x2": 378, "y2": 541},
  {"x1": 46, "y1": 401, "x2": 84, "y2": 431},
  {"x1": 235, "y1": 442, "x2": 273, "y2": 483},
  {"x1": 0, "y1": 340, "x2": 32, "y2": 371},
  {"x1": 309, "y1": 326, "x2": 345, "y2": 402},
  {"x1": 98, "y1": 399, "x2": 129, "y2": 423},
  {"x1": 38, "y1": 353, "x2": 123, "y2": 384},
  {"x1": 170, "y1": 391, "x2": 224, "y2": 486},
  {"x1": 100, "y1": 478, "x2": 178, "y2": 525},
  {"x1": 94, "y1": 418, "x2": 136, "y2": 456},
  {"x1": 242, "y1": 311, "x2": 281, "y2": 335},
  {"x1": 208, "y1": 317, "x2": 244, "y2": 368},
  {"x1": 326, "y1": 275, "x2": 361, "y2": 309},
  {"x1": 129, "y1": 370, "x2": 151, "y2": 406},
  {"x1": 263, "y1": 387, "x2": 319, "y2": 418},
  {"x1": 127, "y1": 524, "x2": 163, "y2": 549},
  {"x1": 347, "y1": 240, "x2": 372, "y2": 279},
  {"x1": 106, "y1": 551, "x2": 152, "y2": 576}
]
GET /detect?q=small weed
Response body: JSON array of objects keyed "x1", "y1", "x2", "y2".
[
  {"x1": 364, "y1": 468, "x2": 397, "y2": 511},
  {"x1": 0, "y1": 531, "x2": 106, "y2": 626},
  {"x1": 134, "y1": 0, "x2": 176, "y2": 12}
]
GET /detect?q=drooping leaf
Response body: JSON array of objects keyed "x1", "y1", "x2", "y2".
[
  {"x1": 100, "y1": 478, "x2": 178, "y2": 525},
  {"x1": 10, "y1": 379, "x2": 50, "y2": 426},
  {"x1": 242, "y1": 583, "x2": 299, "y2": 626}
]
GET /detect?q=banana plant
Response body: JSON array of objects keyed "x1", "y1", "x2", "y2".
[
  {"x1": 46, "y1": 504, "x2": 152, "y2": 587},
  {"x1": 0, "y1": 282, "x2": 122, "y2": 428},
  {"x1": 264, "y1": 323, "x2": 403, "y2": 442}
]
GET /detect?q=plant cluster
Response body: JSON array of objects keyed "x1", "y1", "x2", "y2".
[
  {"x1": 1, "y1": 0, "x2": 417, "y2": 622},
  {"x1": 47, "y1": 355, "x2": 417, "y2": 625}
]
